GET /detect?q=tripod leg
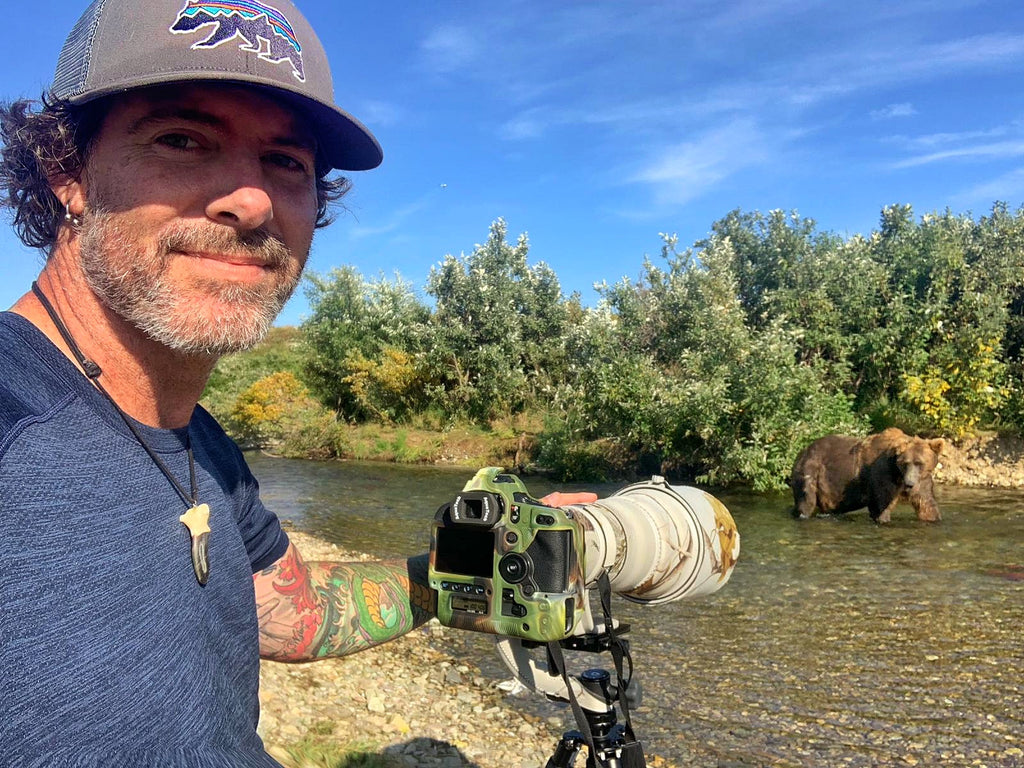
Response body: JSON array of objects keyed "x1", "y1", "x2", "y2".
[
  {"x1": 617, "y1": 741, "x2": 647, "y2": 767},
  {"x1": 547, "y1": 732, "x2": 584, "y2": 768}
]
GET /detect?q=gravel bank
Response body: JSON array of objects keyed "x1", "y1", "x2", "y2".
[{"x1": 932, "y1": 433, "x2": 1024, "y2": 487}]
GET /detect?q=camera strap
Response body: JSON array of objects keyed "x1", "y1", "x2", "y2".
[
  {"x1": 545, "y1": 573, "x2": 637, "y2": 768},
  {"x1": 545, "y1": 639, "x2": 605, "y2": 767},
  {"x1": 597, "y1": 571, "x2": 637, "y2": 742}
]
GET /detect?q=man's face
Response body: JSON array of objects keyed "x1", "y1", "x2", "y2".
[{"x1": 74, "y1": 83, "x2": 319, "y2": 356}]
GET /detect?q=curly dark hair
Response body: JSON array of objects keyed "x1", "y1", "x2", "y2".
[{"x1": 0, "y1": 92, "x2": 350, "y2": 252}]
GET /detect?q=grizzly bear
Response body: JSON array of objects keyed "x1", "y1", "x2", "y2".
[{"x1": 790, "y1": 428, "x2": 944, "y2": 523}]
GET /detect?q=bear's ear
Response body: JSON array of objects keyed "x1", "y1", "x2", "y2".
[{"x1": 929, "y1": 438, "x2": 945, "y2": 455}]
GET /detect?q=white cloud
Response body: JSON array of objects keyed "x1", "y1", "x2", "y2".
[
  {"x1": 951, "y1": 166, "x2": 1024, "y2": 207},
  {"x1": 420, "y1": 25, "x2": 481, "y2": 74},
  {"x1": 870, "y1": 103, "x2": 917, "y2": 120},
  {"x1": 928, "y1": 32, "x2": 1024, "y2": 67},
  {"x1": 354, "y1": 100, "x2": 403, "y2": 129},
  {"x1": 746, "y1": 33, "x2": 1024, "y2": 112},
  {"x1": 630, "y1": 120, "x2": 769, "y2": 206},
  {"x1": 349, "y1": 198, "x2": 432, "y2": 239},
  {"x1": 886, "y1": 126, "x2": 1011, "y2": 149},
  {"x1": 893, "y1": 140, "x2": 1024, "y2": 169},
  {"x1": 499, "y1": 115, "x2": 545, "y2": 141}
]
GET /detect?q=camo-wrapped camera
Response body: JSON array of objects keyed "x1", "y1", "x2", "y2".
[
  {"x1": 429, "y1": 468, "x2": 586, "y2": 642},
  {"x1": 430, "y1": 466, "x2": 740, "y2": 644}
]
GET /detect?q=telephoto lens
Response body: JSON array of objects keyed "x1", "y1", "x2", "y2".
[
  {"x1": 492, "y1": 474, "x2": 739, "y2": 721},
  {"x1": 566, "y1": 476, "x2": 739, "y2": 604}
]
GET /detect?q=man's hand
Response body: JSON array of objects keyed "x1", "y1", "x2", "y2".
[{"x1": 540, "y1": 491, "x2": 598, "y2": 507}]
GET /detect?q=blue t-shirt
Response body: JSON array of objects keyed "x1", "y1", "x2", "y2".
[{"x1": 0, "y1": 312, "x2": 290, "y2": 767}]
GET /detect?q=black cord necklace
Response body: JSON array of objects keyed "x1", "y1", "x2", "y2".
[{"x1": 31, "y1": 281, "x2": 210, "y2": 585}]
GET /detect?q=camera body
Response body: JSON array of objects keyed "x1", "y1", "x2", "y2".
[{"x1": 429, "y1": 467, "x2": 586, "y2": 642}]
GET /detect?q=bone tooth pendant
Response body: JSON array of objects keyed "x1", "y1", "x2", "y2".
[{"x1": 179, "y1": 503, "x2": 211, "y2": 585}]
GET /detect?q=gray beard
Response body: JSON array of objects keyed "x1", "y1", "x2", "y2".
[{"x1": 77, "y1": 210, "x2": 303, "y2": 357}]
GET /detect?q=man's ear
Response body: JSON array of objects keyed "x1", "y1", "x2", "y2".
[{"x1": 50, "y1": 175, "x2": 87, "y2": 220}]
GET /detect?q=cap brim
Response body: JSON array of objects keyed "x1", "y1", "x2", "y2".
[
  {"x1": 274, "y1": 88, "x2": 383, "y2": 172},
  {"x1": 66, "y1": 72, "x2": 383, "y2": 172}
]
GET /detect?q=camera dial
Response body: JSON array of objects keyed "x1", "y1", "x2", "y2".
[{"x1": 498, "y1": 552, "x2": 529, "y2": 583}]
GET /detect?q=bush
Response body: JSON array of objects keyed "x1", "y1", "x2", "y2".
[
  {"x1": 560, "y1": 233, "x2": 866, "y2": 490},
  {"x1": 229, "y1": 372, "x2": 335, "y2": 453},
  {"x1": 202, "y1": 327, "x2": 307, "y2": 423},
  {"x1": 302, "y1": 267, "x2": 429, "y2": 420},
  {"x1": 423, "y1": 218, "x2": 572, "y2": 421}
]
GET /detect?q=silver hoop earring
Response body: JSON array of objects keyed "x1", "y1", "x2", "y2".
[{"x1": 64, "y1": 205, "x2": 82, "y2": 228}]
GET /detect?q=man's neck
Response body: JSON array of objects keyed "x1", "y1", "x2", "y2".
[{"x1": 11, "y1": 257, "x2": 217, "y2": 429}]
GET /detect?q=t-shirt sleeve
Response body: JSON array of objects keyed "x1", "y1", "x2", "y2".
[
  {"x1": 191, "y1": 405, "x2": 291, "y2": 573},
  {"x1": 240, "y1": 495, "x2": 290, "y2": 573}
]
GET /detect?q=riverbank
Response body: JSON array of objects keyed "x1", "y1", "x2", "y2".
[
  {"x1": 258, "y1": 421, "x2": 1024, "y2": 491},
  {"x1": 932, "y1": 433, "x2": 1024, "y2": 487},
  {"x1": 258, "y1": 530, "x2": 676, "y2": 768}
]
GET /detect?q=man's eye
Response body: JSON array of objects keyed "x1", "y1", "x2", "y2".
[
  {"x1": 155, "y1": 133, "x2": 200, "y2": 150},
  {"x1": 266, "y1": 153, "x2": 309, "y2": 173}
]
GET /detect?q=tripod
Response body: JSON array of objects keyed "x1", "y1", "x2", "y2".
[
  {"x1": 545, "y1": 668, "x2": 646, "y2": 768},
  {"x1": 494, "y1": 574, "x2": 649, "y2": 768}
]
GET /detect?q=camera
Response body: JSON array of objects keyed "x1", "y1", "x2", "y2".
[
  {"x1": 429, "y1": 468, "x2": 586, "y2": 642},
  {"x1": 429, "y1": 467, "x2": 740, "y2": 643}
]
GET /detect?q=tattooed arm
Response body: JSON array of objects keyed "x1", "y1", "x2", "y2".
[
  {"x1": 253, "y1": 542, "x2": 436, "y2": 662},
  {"x1": 254, "y1": 492, "x2": 594, "y2": 661}
]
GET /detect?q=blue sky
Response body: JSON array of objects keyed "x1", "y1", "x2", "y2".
[{"x1": 4, "y1": 1, "x2": 1024, "y2": 325}]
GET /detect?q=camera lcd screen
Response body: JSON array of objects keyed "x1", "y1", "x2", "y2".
[{"x1": 435, "y1": 527, "x2": 495, "y2": 578}]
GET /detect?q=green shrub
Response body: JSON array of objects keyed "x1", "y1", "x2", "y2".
[
  {"x1": 202, "y1": 327, "x2": 307, "y2": 423},
  {"x1": 229, "y1": 371, "x2": 333, "y2": 452}
]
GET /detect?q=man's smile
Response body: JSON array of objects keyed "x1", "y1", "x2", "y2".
[{"x1": 178, "y1": 250, "x2": 282, "y2": 280}]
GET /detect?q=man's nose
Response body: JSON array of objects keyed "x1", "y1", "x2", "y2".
[{"x1": 206, "y1": 158, "x2": 274, "y2": 230}]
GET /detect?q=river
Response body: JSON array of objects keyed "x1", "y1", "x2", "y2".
[{"x1": 247, "y1": 453, "x2": 1024, "y2": 767}]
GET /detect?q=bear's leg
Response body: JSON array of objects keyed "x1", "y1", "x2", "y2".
[
  {"x1": 869, "y1": 490, "x2": 899, "y2": 524},
  {"x1": 791, "y1": 474, "x2": 818, "y2": 519},
  {"x1": 910, "y1": 478, "x2": 941, "y2": 522}
]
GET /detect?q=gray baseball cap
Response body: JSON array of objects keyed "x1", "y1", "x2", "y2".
[{"x1": 51, "y1": 0, "x2": 382, "y2": 171}]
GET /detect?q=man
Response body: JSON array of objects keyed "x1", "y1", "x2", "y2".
[{"x1": 0, "y1": 1, "x2": 593, "y2": 765}]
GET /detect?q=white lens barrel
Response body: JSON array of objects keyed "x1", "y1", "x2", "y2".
[{"x1": 569, "y1": 476, "x2": 739, "y2": 605}]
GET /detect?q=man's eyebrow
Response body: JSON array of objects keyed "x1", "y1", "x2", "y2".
[
  {"x1": 127, "y1": 107, "x2": 224, "y2": 134},
  {"x1": 127, "y1": 106, "x2": 317, "y2": 153}
]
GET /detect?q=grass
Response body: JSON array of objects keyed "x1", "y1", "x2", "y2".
[
  {"x1": 269, "y1": 734, "x2": 402, "y2": 768},
  {"x1": 327, "y1": 418, "x2": 538, "y2": 469}
]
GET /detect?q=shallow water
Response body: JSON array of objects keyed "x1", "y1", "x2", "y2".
[{"x1": 248, "y1": 454, "x2": 1024, "y2": 767}]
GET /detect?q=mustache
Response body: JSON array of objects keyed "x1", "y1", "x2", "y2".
[{"x1": 157, "y1": 223, "x2": 292, "y2": 267}]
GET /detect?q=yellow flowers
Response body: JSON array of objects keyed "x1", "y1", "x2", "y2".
[{"x1": 900, "y1": 337, "x2": 1008, "y2": 438}]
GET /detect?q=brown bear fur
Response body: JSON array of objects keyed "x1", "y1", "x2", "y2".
[{"x1": 790, "y1": 428, "x2": 945, "y2": 523}]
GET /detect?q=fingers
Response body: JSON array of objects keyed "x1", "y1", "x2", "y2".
[{"x1": 539, "y1": 491, "x2": 598, "y2": 507}]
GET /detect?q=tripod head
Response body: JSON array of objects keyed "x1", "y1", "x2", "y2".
[
  {"x1": 546, "y1": 669, "x2": 646, "y2": 768},
  {"x1": 495, "y1": 606, "x2": 647, "y2": 768},
  {"x1": 494, "y1": 620, "x2": 640, "y2": 712}
]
